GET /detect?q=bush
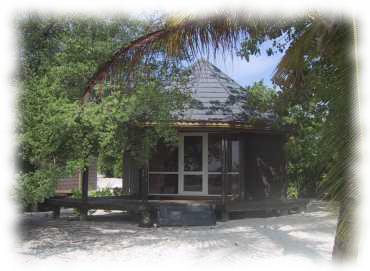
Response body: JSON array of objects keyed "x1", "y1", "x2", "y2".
[
  {"x1": 17, "y1": 168, "x2": 60, "y2": 209},
  {"x1": 72, "y1": 187, "x2": 117, "y2": 198},
  {"x1": 287, "y1": 182, "x2": 299, "y2": 199},
  {"x1": 71, "y1": 188, "x2": 82, "y2": 199},
  {"x1": 90, "y1": 187, "x2": 114, "y2": 197}
]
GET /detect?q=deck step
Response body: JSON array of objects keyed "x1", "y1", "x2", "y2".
[{"x1": 157, "y1": 203, "x2": 216, "y2": 226}]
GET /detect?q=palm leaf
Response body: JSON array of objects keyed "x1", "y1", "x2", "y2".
[{"x1": 81, "y1": 13, "x2": 268, "y2": 102}]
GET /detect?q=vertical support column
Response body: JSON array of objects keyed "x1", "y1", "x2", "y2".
[
  {"x1": 141, "y1": 162, "x2": 149, "y2": 203},
  {"x1": 239, "y1": 136, "x2": 246, "y2": 201},
  {"x1": 280, "y1": 136, "x2": 289, "y2": 200},
  {"x1": 52, "y1": 206, "x2": 60, "y2": 219},
  {"x1": 221, "y1": 136, "x2": 226, "y2": 204},
  {"x1": 122, "y1": 150, "x2": 125, "y2": 194},
  {"x1": 221, "y1": 136, "x2": 229, "y2": 221},
  {"x1": 139, "y1": 161, "x2": 151, "y2": 227},
  {"x1": 80, "y1": 166, "x2": 89, "y2": 221}
]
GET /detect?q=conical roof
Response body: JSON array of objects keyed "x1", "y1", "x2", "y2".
[{"x1": 181, "y1": 59, "x2": 243, "y2": 121}]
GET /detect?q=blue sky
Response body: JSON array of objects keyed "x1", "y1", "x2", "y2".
[
  {"x1": 200, "y1": 41, "x2": 286, "y2": 88},
  {"x1": 209, "y1": 52, "x2": 283, "y2": 88}
]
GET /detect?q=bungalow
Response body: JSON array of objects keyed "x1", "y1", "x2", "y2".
[
  {"x1": 48, "y1": 60, "x2": 308, "y2": 226},
  {"x1": 123, "y1": 60, "x2": 288, "y2": 203}
]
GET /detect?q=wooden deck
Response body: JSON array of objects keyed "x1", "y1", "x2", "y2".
[
  {"x1": 45, "y1": 197, "x2": 215, "y2": 214},
  {"x1": 46, "y1": 196, "x2": 309, "y2": 215}
]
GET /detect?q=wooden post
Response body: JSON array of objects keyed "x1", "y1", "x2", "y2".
[
  {"x1": 122, "y1": 150, "x2": 125, "y2": 194},
  {"x1": 80, "y1": 166, "x2": 89, "y2": 221},
  {"x1": 221, "y1": 136, "x2": 229, "y2": 221},
  {"x1": 239, "y1": 136, "x2": 245, "y2": 201},
  {"x1": 52, "y1": 207, "x2": 60, "y2": 219},
  {"x1": 141, "y1": 162, "x2": 148, "y2": 203}
]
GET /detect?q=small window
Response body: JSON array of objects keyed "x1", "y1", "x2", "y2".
[
  {"x1": 183, "y1": 175, "x2": 202, "y2": 192},
  {"x1": 208, "y1": 135, "x2": 222, "y2": 172},
  {"x1": 230, "y1": 139, "x2": 240, "y2": 172},
  {"x1": 149, "y1": 143, "x2": 178, "y2": 172},
  {"x1": 208, "y1": 174, "x2": 222, "y2": 195},
  {"x1": 184, "y1": 136, "x2": 203, "y2": 171},
  {"x1": 149, "y1": 142, "x2": 179, "y2": 194},
  {"x1": 207, "y1": 135, "x2": 240, "y2": 195}
]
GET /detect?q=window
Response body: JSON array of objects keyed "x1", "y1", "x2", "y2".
[
  {"x1": 148, "y1": 134, "x2": 240, "y2": 196},
  {"x1": 180, "y1": 134, "x2": 206, "y2": 194},
  {"x1": 184, "y1": 136, "x2": 203, "y2": 171},
  {"x1": 149, "y1": 143, "x2": 178, "y2": 194},
  {"x1": 207, "y1": 135, "x2": 240, "y2": 195},
  {"x1": 229, "y1": 138, "x2": 240, "y2": 172},
  {"x1": 208, "y1": 135, "x2": 222, "y2": 172},
  {"x1": 208, "y1": 174, "x2": 222, "y2": 194},
  {"x1": 183, "y1": 175, "x2": 203, "y2": 192},
  {"x1": 149, "y1": 144, "x2": 178, "y2": 172}
]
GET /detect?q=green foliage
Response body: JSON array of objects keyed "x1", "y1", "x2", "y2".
[
  {"x1": 82, "y1": 79, "x2": 190, "y2": 169},
  {"x1": 72, "y1": 187, "x2": 121, "y2": 198},
  {"x1": 17, "y1": 15, "x2": 190, "y2": 207},
  {"x1": 216, "y1": 81, "x2": 278, "y2": 126},
  {"x1": 283, "y1": 101, "x2": 328, "y2": 197},
  {"x1": 17, "y1": 167, "x2": 61, "y2": 208},
  {"x1": 90, "y1": 188, "x2": 114, "y2": 197},
  {"x1": 71, "y1": 188, "x2": 82, "y2": 199},
  {"x1": 287, "y1": 182, "x2": 299, "y2": 199}
]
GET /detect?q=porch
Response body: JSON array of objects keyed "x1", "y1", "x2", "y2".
[{"x1": 46, "y1": 196, "x2": 309, "y2": 227}]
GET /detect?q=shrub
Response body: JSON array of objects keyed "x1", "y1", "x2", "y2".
[
  {"x1": 287, "y1": 182, "x2": 299, "y2": 199},
  {"x1": 16, "y1": 168, "x2": 60, "y2": 209}
]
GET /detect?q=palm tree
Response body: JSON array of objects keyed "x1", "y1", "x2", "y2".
[
  {"x1": 272, "y1": 16, "x2": 358, "y2": 260},
  {"x1": 81, "y1": 12, "x2": 358, "y2": 260}
]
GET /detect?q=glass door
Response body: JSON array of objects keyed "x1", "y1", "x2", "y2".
[{"x1": 179, "y1": 133, "x2": 207, "y2": 194}]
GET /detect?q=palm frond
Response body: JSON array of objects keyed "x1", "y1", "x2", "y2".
[{"x1": 81, "y1": 13, "x2": 261, "y2": 102}]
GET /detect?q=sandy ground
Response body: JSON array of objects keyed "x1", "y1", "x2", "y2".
[{"x1": 17, "y1": 200, "x2": 338, "y2": 266}]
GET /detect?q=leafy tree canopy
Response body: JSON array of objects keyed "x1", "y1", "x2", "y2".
[{"x1": 17, "y1": 15, "x2": 190, "y2": 207}]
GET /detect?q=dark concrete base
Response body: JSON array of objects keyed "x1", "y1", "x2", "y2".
[{"x1": 157, "y1": 203, "x2": 216, "y2": 226}]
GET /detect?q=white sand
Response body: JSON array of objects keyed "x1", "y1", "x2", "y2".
[
  {"x1": 96, "y1": 176, "x2": 122, "y2": 190},
  {"x1": 18, "y1": 200, "x2": 338, "y2": 266}
]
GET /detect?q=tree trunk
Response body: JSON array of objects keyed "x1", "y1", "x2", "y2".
[{"x1": 332, "y1": 198, "x2": 357, "y2": 261}]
